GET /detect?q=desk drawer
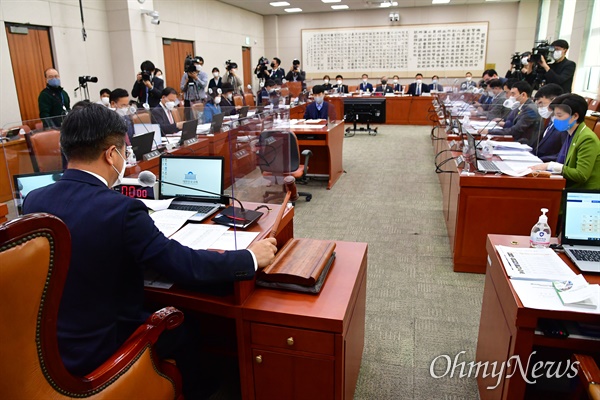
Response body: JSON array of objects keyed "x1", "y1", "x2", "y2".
[{"x1": 250, "y1": 323, "x2": 334, "y2": 355}]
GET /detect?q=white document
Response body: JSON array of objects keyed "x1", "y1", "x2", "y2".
[
  {"x1": 210, "y1": 231, "x2": 260, "y2": 251},
  {"x1": 492, "y1": 142, "x2": 533, "y2": 151},
  {"x1": 493, "y1": 150, "x2": 535, "y2": 156},
  {"x1": 501, "y1": 160, "x2": 542, "y2": 170},
  {"x1": 499, "y1": 155, "x2": 542, "y2": 163},
  {"x1": 292, "y1": 124, "x2": 326, "y2": 129},
  {"x1": 500, "y1": 167, "x2": 532, "y2": 177},
  {"x1": 140, "y1": 198, "x2": 174, "y2": 211},
  {"x1": 170, "y1": 224, "x2": 230, "y2": 250},
  {"x1": 496, "y1": 245, "x2": 577, "y2": 281},
  {"x1": 150, "y1": 209, "x2": 196, "y2": 238},
  {"x1": 510, "y1": 280, "x2": 599, "y2": 314}
]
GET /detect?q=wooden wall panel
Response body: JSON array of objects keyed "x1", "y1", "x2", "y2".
[{"x1": 162, "y1": 39, "x2": 194, "y2": 95}]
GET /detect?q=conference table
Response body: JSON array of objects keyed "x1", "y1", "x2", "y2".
[
  {"x1": 476, "y1": 235, "x2": 600, "y2": 399},
  {"x1": 144, "y1": 202, "x2": 368, "y2": 400},
  {"x1": 433, "y1": 128, "x2": 566, "y2": 274}
]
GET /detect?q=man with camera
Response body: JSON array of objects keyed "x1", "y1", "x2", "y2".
[
  {"x1": 538, "y1": 39, "x2": 576, "y2": 93},
  {"x1": 180, "y1": 57, "x2": 207, "y2": 120},
  {"x1": 132, "y1": 60, "x2": 164, "y2": 109},
  {"x1": 39, "y1": 68, "x2": 71, "y2": 128},
  {"x1": 285, "y1": 59, "x2": 306, "y2": 87}
]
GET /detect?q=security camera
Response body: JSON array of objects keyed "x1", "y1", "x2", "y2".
[
  {"x1": 151, "y1": 18, "x2": 160, "y2": 25},
  {"x1": 394, "y1": 14, "x2": 399, "y2": 21}
]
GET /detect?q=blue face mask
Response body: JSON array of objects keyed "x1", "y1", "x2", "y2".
[
  {"x1": 552, "y1": 115, "x2": 576, "y2": 132},
  {"x1": 315, "y1": 96, "x2": 324, "y2": 104},
  {"x1": 47, "y1": 78, "x2": 61, "y2": 88}
]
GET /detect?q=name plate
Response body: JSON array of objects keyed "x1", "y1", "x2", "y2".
[
  {"x1": 183, "y1": 138, "x2": 198, "y2": 146},
  {"x1": 143, "y1": 150, "x2": 161, "y2": 161}
]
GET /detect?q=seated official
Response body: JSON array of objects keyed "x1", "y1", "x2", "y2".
[
  {"x1": 203, "y1": 87, "x2": 222, "y2": 123},
  {"x1": 473, "y1": 79, "x2": 506, "y2": 120},
  {"x1": 151, "y1": 87, "x2": 184, "y2": 136},
  {"x1": 532, "y1": 83, "x2": 567, "y2": 162},
  {"x1": 304, "y1": 85, "x2": 329, "y2": 120},
  {"x1": 392, "y1": 75, "x2": 403, "y2": 93},
  {"x1": 531, "y1": 94, "x2": 600, "y2": 189},
  {"x1": 429, "y1": 75, "x2": 443, "y2": 92},
  {"x1": 109, "y1": 88, "x2": 135, "y2": 143},
  {"x1": 482, "y1": 69, "x2": 507, "y2": 85},
  {"x1": 219, "y1": 83, "x2": 239, "y2": 116},
  {"x1": 322, "y1": 75, "x2": 333, "y2": 91},
  {"x1": 257, "y1": 79, "x2": 276, "y2": 105},
  {"x1": 22, "y1": 102, "x2": 278, "y2": 398},
  {"x1": 359, "y1": 74, "x2": 373, "y2": 92},
  {"x1": 483, "y1": 81, "x2": 539, "y2": 145},
  {"x1": 460, "y1": 72, "x2": 476, "y2": 91},
  {"x1": 406, "y1": 73, "x2": 430, "y2": 96},
  {"x1": 333, "y1": 75, "x2": 349, "y2": 94},
  {"x1": 375, "y1": 77, "x2": 394, "y2": 94}
]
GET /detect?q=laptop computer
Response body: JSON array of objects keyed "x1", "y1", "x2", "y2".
[
  {"x1": 560, "y1": 189, "x2": 600, "y2": 273},
  {"x1": 133, "y1": 124, "x2": 162, "y2": 150},
  {"x1": 158, "y1": 155, "x2": 228, "y2": 222},
  {"x1": 464, "y1": 131, "x2": 523, "y2": 174},
  {"x1": 210, "y1": 113, "x2": 224, "y2": 134},
  {"x1": 238, "y1": 106, "x2": 249, "y2": 119},
  {"x1": 130, "y1": 131, "x2": 155, "y2": 160},
  {"x1": 179, "y1": 119, "x2": 198, "y2": 145},
  {"x1": 13, "y1": 171, "x2": 63, "y2": 215}
]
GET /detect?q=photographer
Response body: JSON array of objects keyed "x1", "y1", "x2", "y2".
[
  {"x1": 39, "y1": 68, "x2": 70, "y2": 128},
  {"x1": 285, "y1": 59, "x2": 306, "y2": 87},
  {"x1": 538, "y1": 39, "x2": 576, "y2": 93},
  {"x1": 254, "y1": 57, "x2": 270, "y2": 81},
  {"x1": 224, "y1": 61, "x2": 244, "y2": 96},
  {"x1": 270, "y1": 57, "x2": 285, "y2": 81},
  {"x1": 132, "y1": 60, "x2": 164, "y2": 108},
  {"x1": 506, "y1": 52, "x2": 531, "y2": 80},
  {"x1": 180, "y1": 59, "x2": 207, "y2": 120}
]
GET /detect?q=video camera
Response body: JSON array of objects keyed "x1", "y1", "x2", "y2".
[
  {"x1": 255, "y1": 56, "x2": 270, "y2": 79},
  {"x1": 78, "y1": 75, "x2": 98, "y2": 85},
  {"x1": 292, "y1": 59, "x2": 300, "y2": 71},
  {"x1": 530, "y1": 40, "x2": 554, "y2": 64},
  {"x1": 183, "y1": 55, "x2": 202, "y2": 74},
  {"x1": 141, "y1": 71, "x2": 152, "y2": 82},
  {"x1": 510, "y1": 52, "x2": 524, "y2": 70}
]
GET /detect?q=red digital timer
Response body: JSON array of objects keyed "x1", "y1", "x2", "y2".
[{"x1": 113, "y1": 184, "x2": 155, "y2": 199}]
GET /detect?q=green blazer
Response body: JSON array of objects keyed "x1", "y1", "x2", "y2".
[{"x1": 563, "y1": 122, "x2": 600, "y2": 189}]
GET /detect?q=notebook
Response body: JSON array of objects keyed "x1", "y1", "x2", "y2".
[
  {"x1": 464, "y1": 131, "x2": 521, "y2": 174},
  {"x1": 133, "y1": 124, "x2": 162, "y2": 150},
  {"x1": 179, "y1": 119, "x2": 198, "y2": 145},
  {"x1": 13, "y1": 171, "x2": 63, "y2": 215},
  {"x1": 560, "y1": 189, "x2": 600, "y2": 273},
  {"x1": 130, "y1": 131, "x2": 154, "y2": 160},
  {"x1": 158, "y1": 155, "x2": 228, "y2": 222}
]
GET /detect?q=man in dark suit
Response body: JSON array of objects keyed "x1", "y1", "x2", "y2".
[
  {"x1": 532, "y1": 83, "x2": 567, "y2": 161},
  {"x1": 333, "y1": 75, "x2": 349, "y2": 93},
  {"x1": 392, "y1": 75, "x2": 403, "y2": 93},
  {"x1": 151, "y1": 87, "x2": 184, "y2": 135},
  {"x1": 359, "y1": 74, "x2": 373, "y2": 92},
  {"x1": 429, "y1": 75, "x2": 443, "y2": 92},
  {"x1": 375, "y1": 77, "x2": 394, "y2": 94},
  {"x1": 473, "y1": 79, "x2": 506, "y2": 120},
  {"x1": 131, "y1": 60, "x2": 164, "y2": 109},
  {"x1": 257, "y1": 79, "x2": 276, "y2": 105},
  {"x1": 23, "y1": 102, "x2": 278, "y2": 399},
  {"x1": 304, "y1": 85, "x2": 330, "y2": 120},
  {"x1": 269, "y1": 57, "x2": 285, "y2": 81},
  {"x1": 406, "y1": 73, "x2": 430, "y2": 96}
]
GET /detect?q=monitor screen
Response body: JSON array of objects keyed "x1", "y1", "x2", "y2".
[
  {"x1": 563, "y1": 190, "x2": 600, "y2": 242},
  {"x1": 159, "y1": 156, "x2": 224, "y2": 200},
  {"x1": 13, "y1": 171, "x2": 63, "y2": 215}
]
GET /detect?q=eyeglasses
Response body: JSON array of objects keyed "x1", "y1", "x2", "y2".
[{"x1": 109, "y1": 147, "x2": 131, "y2": 160}]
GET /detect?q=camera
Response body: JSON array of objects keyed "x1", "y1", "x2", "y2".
[
  {"x1": 255, "y1": 57, "x2": 270, "y2": 79},
  {"x1": 78, "y1": 76, "x2": 98, "y2": 85},
  {"x1": 141, "y1": 71, "x2": 152, "y2": 81},
  {"x1": 510, "y1": 52, "x2": 523, "y2": 70},
  {"x1": 530, "y1": 40, "x2": 554, "y2": 64}
]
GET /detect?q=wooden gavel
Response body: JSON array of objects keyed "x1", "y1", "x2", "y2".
[{"x1": 269, "y1": 176, "x2": 298, "y2": 239}]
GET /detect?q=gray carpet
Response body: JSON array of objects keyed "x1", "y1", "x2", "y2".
[{"x1": 293, "y1": 125, "x2": 484, "y2": 400}]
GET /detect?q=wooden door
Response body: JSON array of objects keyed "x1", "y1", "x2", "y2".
[
  {"x1": 5, "y1": 23, "x2": 54, "y2": 124},
  {"x1": 242, "y1": 46, "x2": 252, "y2": 92},
  {"x1": 162, "y1": 39, "x2": 194, "y2": 94}
]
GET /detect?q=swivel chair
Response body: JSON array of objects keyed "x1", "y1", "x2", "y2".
[
  {"x1": 0, "y1": 213, "x2": 184, "y2": 399},
  {"x1": 25, "y1": 129, "x2": 62, "y2": 172}
]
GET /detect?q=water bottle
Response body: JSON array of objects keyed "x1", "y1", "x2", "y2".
[
  {"x1": 481, "y1": 139, "x2": 493, "y2": 160},
  {"x1": 462, "y1": 142, "x2": 471, "y2": 173},
  {"x1": 530, "y1": 208, "x2": 551, "y2": 248},
  {"x1": 126, "y1": 145, "x2": 136, "y2": 165}
]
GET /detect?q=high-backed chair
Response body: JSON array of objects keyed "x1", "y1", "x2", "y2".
[
  {"x1": 573, "y1": 354, "x2": 600, "y2": 400},
  {"x1": 0, "y1": 213, "x2": 184, "y2": 399},
  {"x1": 257, "y1": 130, "x2": 312, "y2": 203},
  {"x1": 233, "y1": 95, "x2": 244, "y2": 107},
  {"x1": 133, "y1": 111, "x2": 152, "y2": 125},
  {"x1": 286, "y1": 81, "x2": 302, "y2": 98},
  {"x1": 593, "y1": 120, "x2": 600, "y2": 140},
  {"x1": 589, "y1": 99, "x2": 600, "y2": 112},
  {"x1": 280, "y1": 87, "x2": 290, "y2": 98},
  {"x1": 25, "y1": 130, "x2": 62, "y2": 172},
  {"x1": 348, "y1": 85, "x2": 358, "y2": 93},
  {"x1": 244, "y1": 93, "x2": 255, "y2": 107}
]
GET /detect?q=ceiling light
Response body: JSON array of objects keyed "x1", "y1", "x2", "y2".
[
  {"x1": 485, "y1": 0, "x2": 501, "y2": 1},
  {"x1": 270, "y1": 1, "x2": 290, "y2": 6},
  {"x1": 284, "y1": 7, "x2": 302, "y2": 12},
  {"x1": 432, "y1": 0, "x2": 450, "y2": 3},
  {"x1": 322, "y1": 0, "x2": 342, "y2": 3},
  {"x1": 332, "y1": 4, "x2": 349, "y2": 9},
  {"x1": 379, "y1": 1, "x2": 398, "y2": 8}
]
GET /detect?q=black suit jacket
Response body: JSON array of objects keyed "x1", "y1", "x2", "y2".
[
  {"x1": 22, "y1": 169, "x2": 255, "y2": 376},
  {"x1": 546, "y1": 58, "x2": 576, "y2": 93},
  {"x1": 392, "y1": 83, "x2": 403, "y2": 92},
  {"x1": 359, "y1": 82, "x2": 374, "y2": 92},
  {"x1": 151, "y1": 104, "x2": 179, "y2": 135},
  {"x1": 533, "y1": 122, "x2": 568, "y2": 162},
  {"x1": 132, "y1": 76, "x2": 164, "y2": 108},
  {"x1": 406, "y1": 82, "x2": 430, "y2": 96},
  {"x1": 220, "y1": 96, "x2": 237, "y2": 115},
  {"x1": 375, "y1": 85, "x2": 394, "y2": 93},
  {"x1": 304, "y1": 101, "x2": 330, "y2": 120},
  {"x1": 208, "y1": 77, "x2": 222, "y2": 90},
  {"x1": 332, "y1": 84, "x2": 348, "y2": 94}
]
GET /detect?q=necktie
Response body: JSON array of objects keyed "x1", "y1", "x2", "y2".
[
  {"x1": 167, "y1": 110, "x2": 174, "y2": 124},
  {"x1": 417, "y1": 84, "x2": 421, "y2": 95}
]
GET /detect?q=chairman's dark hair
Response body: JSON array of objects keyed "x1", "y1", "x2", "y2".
[
  {"x1": 109, "y1": 88, "x2": 129, "y2": 104},
  {"x1": 335, "y1": 75, "x2": 343, "y2": 80},
  {"x1": 140, "y1": 60, "x2": 155, "y2": 72},
  {"x1": 534, "y1": 83, "x2": 563, "y2": 100},
  {"x1": 512, "y1": 81, "x2": 533, "y2": 97},
  {"x1": 482, "y1": 69, "x2": 498, "y2": 78},
  {"x1": 415, "y1": 73, "x2": 423, "y2": 78},
  {"x1": 551, "y1": 93, "x2": 588, "y2": 123},
  {"x1": 99, "y1": 88, "x2": 111, "y2": 96},
  {"x1": 161, "y1": 87, "x2": 177, "y2": 97},
  {"x1": 60, "y1": 102, "x2": 127, "y2": 162},
  {"x1": 312, "y1": 85, "x2": 324, "y2": 95},
  {"x1": 488, "y1": 79, "x2": 503, "y2": 89}
]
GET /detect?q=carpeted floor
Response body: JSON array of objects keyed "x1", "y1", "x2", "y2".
[{"x1": 292, "y1": 125, "x2": 484, "y2": 400}]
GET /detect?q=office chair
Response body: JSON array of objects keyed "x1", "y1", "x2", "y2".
[
  {"x1": 572, "y1": 354, "x2": 600, "y2": 400},
  {"x1": 0, "y1": 213, "x2": 184, "y2": 400},
  {"x1": 286, "y1": 82, "x2": 302, "y2": 98},
  {"x1": 233, "y1": 95, "x2": 244, "y2": 107},
  {"x1": 244, "y1": 92, "x2": 255, "y2": 107},
  {"x1": 257, "y1": 130, "x2": 312, "y2": 203},
  {"x1": 25, "y1": 129, "x2": 62, "y2": 172}
]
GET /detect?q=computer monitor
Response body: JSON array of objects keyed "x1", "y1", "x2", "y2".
[{"x1": 13, "y1": 171, "x2": 63, "y2": 215}]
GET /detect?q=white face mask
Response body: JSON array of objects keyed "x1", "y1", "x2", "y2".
[
  {"x1": 538, "y1": 106, "x2": 552, "y2": 119},
  {"x1": 466, "y1": 76, "x2": 472, "y2": 82},
  {"x1": 553, "y1": 50, "x2": 563, "y2": 60},
  {"x1": 416, "y1": 79, "x2": 422, "y2": 83},
  {"x1": 116, "y1": 107, "x2": 129, "y2": 117},
  {"x1": 231, "y1": 69, "x2": 236, "y2": 74},
  {"x1": 393, "y1": 79, "x2": 398, "y2": 83},
  {"x1": 213, "y1": 72, "x2": 219, "y2": 78},
  {"x1": 362, "y1": 79, "x2": 368, "y2": 83},
  {"x1": 101, "y1": 97, "x2": 110, "y2": 105},
  {"x1": 337, "y1": 80, "x2": 342, "y2": 85},
  {"x1": 521, "y1": 57, "x2": 529, "y2": 65},
  {"x1": 165, "y1": 101, "x2": 175, "y2": 110},
  {"x1": 111, "y1": 148, "x2": 127, "y2": 187},
  {"x1": 214, "y1": 96, "x2": 221, "y2": 105},
  {"x1": 195, "y1": 65, "x2": 202, "y2": 71},
  {"x1": 324, "y1": 79, "x2": 329, "y2": 84},
  {"x1": 226, "y1": 93, "x2": 233, "y2": 101},
  {"x1": 503, "y1": 96, "x2": 519, "y2": 110},
  {"x1": 487, "y1": 90, "x2": 494, "y2": 97}
]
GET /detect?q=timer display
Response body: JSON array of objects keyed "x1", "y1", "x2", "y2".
[{"x1": 113, "y1": 184, "x2": 155, "y2": 199}]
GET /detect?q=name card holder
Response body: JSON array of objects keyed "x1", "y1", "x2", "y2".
[{"x1": 143, "y1": 150, "x2": 161, "y2": 161}]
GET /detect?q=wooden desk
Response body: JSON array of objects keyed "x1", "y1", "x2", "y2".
[
  {"x1": 144, "y1": 206, "x2": 367, "y2": 400},
  {"x1": 477, "y1": 235, "x2": 600, "y2": 399},
  {"x1": 293, "y1": 120, "x2": 345, "y2": 189},
  {"x1": 435, "y1": 135, "x2": 566, "y2": 273},
  {"x1": 0, "y1": 138, "x2": 34, "y2": 202}
]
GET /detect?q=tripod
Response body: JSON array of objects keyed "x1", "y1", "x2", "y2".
[{"x1": 74, "y1": 82, "x2": 90, "y2": 101}]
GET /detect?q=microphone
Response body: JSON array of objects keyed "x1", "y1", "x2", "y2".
[{"x1": 137, "y1": 170, "x2": 248, "y2": 214}]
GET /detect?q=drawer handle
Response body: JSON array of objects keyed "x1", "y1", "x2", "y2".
[
  {"x1": 255, "y1": 355, "x2": 262, "y2": 364},
  {"x1": 287, "y1": 337, "x2": 294, "y2": 346}
]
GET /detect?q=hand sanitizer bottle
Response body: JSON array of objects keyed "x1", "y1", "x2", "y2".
[
  {"x1": 462, "y1": 142, "x2": 471, "y2": 173},
  {"x1": 530, "y1": 208, "x2": 551, "y2": 248}
]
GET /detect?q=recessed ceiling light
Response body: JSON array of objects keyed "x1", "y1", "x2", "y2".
[
  {"x1": 332, "y1": 4, "x2": 349, "y2": 9},
  {"x1": 270, "y1": 1, "x2": 290, "y2": 6},
  {"x1": 432, "y1": 0, "x2": 450, "y2": 3},
  {"x1": 485, "y1": 0, "x2": 501, "y2": 2},
  {"x1": 322, "y1": 0, "x2": 341, "y2": 3},
  {"x1": 284, "y1": 7, "x2": 302, "y2": 12}
]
